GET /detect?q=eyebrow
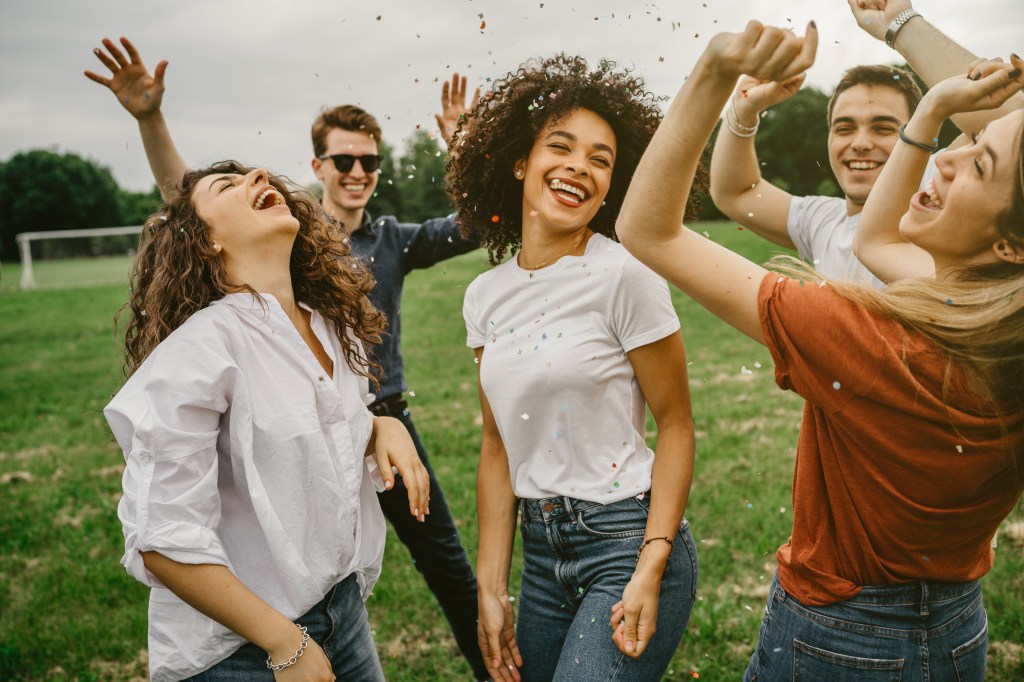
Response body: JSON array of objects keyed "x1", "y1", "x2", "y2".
[
  {"x1": 831, "y1": 115, "x2": 902, "y2": 127},
  {"x1": 546, "y1": 130, "x2": 616, "y2": 157}
]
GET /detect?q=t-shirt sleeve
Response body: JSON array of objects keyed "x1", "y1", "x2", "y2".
[
  {"x1": 608, "y1": 254, "x2": 681, "y2": 352},
  {"x1": 758, "y1": 273, "x2": 888, "y2": 411},
  {"x1": 463, "y1": 276, "x2": 488, "y2": 349},
  {"x1": 105, "y1": 324, "x2": 235, "y2": 588},
  {"x1": 787, "y1": 195, "x2": 842, "y2": 263}
]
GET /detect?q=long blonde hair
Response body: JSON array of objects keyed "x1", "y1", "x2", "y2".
[{"x1": 119, "y1": 160, "x2": 385, "y2": 381}]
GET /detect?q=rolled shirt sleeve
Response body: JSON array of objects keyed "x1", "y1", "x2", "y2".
[{"x1": 106, "y1": 329, "x2": 235, "y2": 587}]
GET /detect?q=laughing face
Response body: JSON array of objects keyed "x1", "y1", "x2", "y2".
[
  {"x1": 828, "y1": 84, "x2": 912, "y2": 214},
  {"x1": 313, "y1": 128, "x2": 380, "y2": 219},
  {"x1": 899, "y1": 110, "x2": 1024, "y2": 270},
  {"x1": 193, "y1": 167, "x2": 298, "y2": 255},
  {"x1": 516, "y1": 107, "x2": 616, "y2": 234}
]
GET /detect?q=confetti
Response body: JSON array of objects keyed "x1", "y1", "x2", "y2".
[
  {"x1": 741, "y1": 366, "x2": 753, "y2": 375},
  {"x1": 754, "y1": 361, "x2": 762, "y2": 368},
  {"x1": 480, "y1": 20, "x2": 486, "y2": 29},
  {"x1": 408, "y1": 390, "x2": 416, "y2": 397},
  {"x1": 956, "y1": 444, "x2": 963, "y2": 453},
  {"x1": 779, "y1": 506, "x2": 786, "y2": 513},
  {"x1": 491, "y1": 215, "x2": 500, "y2": 223},
  {"x1": 832, "y1": 381, "x2": 841, "y2": 390}
]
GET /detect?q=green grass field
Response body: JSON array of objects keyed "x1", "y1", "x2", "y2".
[{"x1": 1, "y1": 224, "x2": 1021, "y2": 680}]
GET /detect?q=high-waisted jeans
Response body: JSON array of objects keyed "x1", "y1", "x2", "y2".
[
  {"x1": 515, "y1": 493, "x2": 698, "y2": 681},
  {"x1": 744, "y1": 572, "x2": 988, "y2": 682}
]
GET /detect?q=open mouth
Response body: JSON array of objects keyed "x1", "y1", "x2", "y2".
[
  {"x1": 548, "y1": 178, "x2": 590, "y2": 205},
  {"x1": 341, "y1": 183, "x2": 367, "y2": 193},
  {"x1": 916, "y1": 179, "x2": 944, "y2": 211},
  {"x1": 253, "y1": 187, "x2": 285, "y2": 210}
]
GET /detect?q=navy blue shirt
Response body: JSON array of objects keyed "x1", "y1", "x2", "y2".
[{"x1": 348, "y1": 210, "x2": 477, "y2": 398}]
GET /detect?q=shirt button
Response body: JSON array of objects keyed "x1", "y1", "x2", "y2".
[{"x1": 142, "y1": 454, "x2": 152, "y2": 464}]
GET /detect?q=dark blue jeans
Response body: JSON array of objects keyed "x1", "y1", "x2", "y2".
[
  {"x1": 744, "y1": 573, "x2": 988, "y2": 682},
  {"x1": 377, "y1": 407, "x2": 487, "y2": 680},
  {"x1": 516, "y1": 493, "x2": 698, "y2": 681},
  {"x1": 185, "y1": 574, "x2": 384, "y2": 681}
]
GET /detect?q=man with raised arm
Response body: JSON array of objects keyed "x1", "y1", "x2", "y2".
[
  {"x1": 85, "y1": 37, "x2": 490, "y2": 681},
  {"x1": 709, "y1": 0, "x2": 1022, "y2": 286}
]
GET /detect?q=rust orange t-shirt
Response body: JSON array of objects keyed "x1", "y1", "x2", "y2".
[{"x1": 758, "y1": 273, "x2": 1023, "y2": 606}]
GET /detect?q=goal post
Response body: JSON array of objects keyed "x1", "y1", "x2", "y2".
[{"x1": 15, "y1": 225, "x2": 143, "y2": 290}]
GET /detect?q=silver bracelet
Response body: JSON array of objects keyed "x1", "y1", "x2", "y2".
[
  {"x1": 885, "y1": 9, "x2": 921, "y2": 48},
  {"x1": 725, "y1": 106, "x2": 759, "y2": 139},
  {"x1": 729, "y1": 98, "x2": 759, "y2": 133},
  {"x1": 266, "y1": 625, "x2": 309, "y2": 672}
]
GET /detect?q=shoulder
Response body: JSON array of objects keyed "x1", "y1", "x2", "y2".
[{"x1": 791, "y1": 195, "x2": 847, "y2": 221}]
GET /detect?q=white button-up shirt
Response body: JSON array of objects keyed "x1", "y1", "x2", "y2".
[{"x1": 105, "y1": 293, "x2": 386, "y2": 682}]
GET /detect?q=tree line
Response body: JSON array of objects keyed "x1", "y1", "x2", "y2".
[{"x1": 1, "y1": 76, "x2": 959, "y2": 263}]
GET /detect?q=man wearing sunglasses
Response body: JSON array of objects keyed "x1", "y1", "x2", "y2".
[{"x1": 85, "y1": 37, "x2": 489, "y2": 681}]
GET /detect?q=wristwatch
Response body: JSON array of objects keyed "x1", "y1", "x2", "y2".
[{"x1": 885, "y1": 9, "x2": 921, "y2": 49}]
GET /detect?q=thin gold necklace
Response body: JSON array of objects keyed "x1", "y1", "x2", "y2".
[{"x1": 519, "y1": 228, "x2": 589, "y2": 271}]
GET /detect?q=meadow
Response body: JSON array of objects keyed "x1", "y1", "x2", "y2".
[{"x1": 1, "y1": 224, "x2": 1021, "y2": 680}]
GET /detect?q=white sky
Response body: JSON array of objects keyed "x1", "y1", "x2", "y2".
[{"x1": 1, "y1": 0, "x2": 1020, "y2": 191}]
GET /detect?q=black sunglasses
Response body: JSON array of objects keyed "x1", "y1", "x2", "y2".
[{"x1": 318, "y1": 153, "x2": 383, "y2": 174}]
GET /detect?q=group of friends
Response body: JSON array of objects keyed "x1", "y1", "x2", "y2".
[{"x1": 86, "y1": 1, "x2": 1024, "y2": 680}]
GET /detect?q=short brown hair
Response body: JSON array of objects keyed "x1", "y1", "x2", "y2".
[
  {"x1": 310, "y1": 105, "x2": 383, "y2": 157},
  {"x1": 827, "y1": 65, "x2": 923, "y2": 126}
]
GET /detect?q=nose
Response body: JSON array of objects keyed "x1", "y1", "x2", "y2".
[
  {"x1": 246, "y1": 167, "x2": 269, "y2": 185},
  {"x1": 850, "y1": 127, "x2": 874, "y2": 151}
]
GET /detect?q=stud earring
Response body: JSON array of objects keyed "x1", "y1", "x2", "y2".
[{"x1": 514, "y1": 168, "x2": 524, "y2": 179}]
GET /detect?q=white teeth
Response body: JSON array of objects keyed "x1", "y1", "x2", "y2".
[
  {"x1": 848, "y1": 161, "x2": 880, "y2": 171},
  {"x1": 342, "y1": 184, "x2": 366, "y2": 191},
  {"x1": 548, "y1": 179, "x2": 587, "y2": 202},
  {"x1": 924, "y1": 180, "x2": 944, "y2": 209},
  {"x1": 253, "y1": 188, "x2": 278, "y2": 210}
]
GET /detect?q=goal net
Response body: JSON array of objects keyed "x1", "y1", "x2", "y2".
[{"x1": 14, "y1": 226, "x2": 142, "y2": 290}]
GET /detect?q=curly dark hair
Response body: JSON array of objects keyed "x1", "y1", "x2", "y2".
[
  {"x1": 119, "y1": 160, "x2": 385, "y2": 383},
  {"x1": 446, "y1": 53, "x2": 705, "y2": 264}
]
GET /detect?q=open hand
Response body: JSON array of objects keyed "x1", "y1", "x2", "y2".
[
  {"x1": 84, "y1": 36, "x2": 166, "y2": 121},
  {"x1": 436, "y1": 72, "x2": 480, "y2": 145},
  {"x1": 370, "y1": 416, "x2": 430, "y2": 522},
  {"x1": 478, "y1": 592, "x2": 522, "y2": 682}
]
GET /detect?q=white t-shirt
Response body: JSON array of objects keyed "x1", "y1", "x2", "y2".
[
  {"x1": 105, "y1": 293, "x2": 386, "y2": 682},
  {"x1": 463, "y1": 233, "x2": 680, "y2": 503},
  {"x1": 787, "y1": 156, "x2": 938, "y2": 289}
]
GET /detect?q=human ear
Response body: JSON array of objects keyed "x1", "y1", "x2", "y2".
[
  {"x1": 311, "y1": 156, "x2": 325, "y2": 180},
  {"x1": 994, "y1": 240, "x2": 1024, "y2": 264},
  {"x1": 212, "y1": 242, "x2": 223, "y2": 254},
  {"x1": 513, "y1": 160, "x2": 525, "y2": 180}
]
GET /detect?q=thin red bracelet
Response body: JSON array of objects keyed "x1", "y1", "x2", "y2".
[{"x1": 636, "y1": 536, "x2": 674, "y2": 561}]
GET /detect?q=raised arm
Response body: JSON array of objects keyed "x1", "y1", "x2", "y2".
[
  {"x1": 84, "y1": 37, "x2": 188, "y2": 199},
  {"x1": 435, "y1": 72, "x2": 480, "y2": 147},
  {"x1": 709, "y1": 74, "x2": 807, "y2": 249},
  {"x1": 618, "y1": 22, "x2": 817, "y2": 344},
  {"x1": 849, "y1": 0, "x2": 1024, "y2": 136},
  {"x1": 853, "y1": 58, "x2": 1024, "y2": 281}
]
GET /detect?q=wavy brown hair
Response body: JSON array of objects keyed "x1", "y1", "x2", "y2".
[
  {"x1": 446, "y1": 53, "x2": 706, "y2": 264},
  {"x1": 119, "y1": 160, "x2": 385, "y2": 381}
]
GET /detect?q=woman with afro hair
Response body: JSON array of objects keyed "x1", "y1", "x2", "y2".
[
  {"x1": 105, "y1": 161, "x2": 430, "y2": 681},
  {"x1": 449, "y1": 54, "x2": 705, "y2": 681}
]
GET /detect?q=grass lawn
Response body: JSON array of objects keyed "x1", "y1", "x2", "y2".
[{"x1": 1, "y1": 223, "x2": 1021, "y2": 680}]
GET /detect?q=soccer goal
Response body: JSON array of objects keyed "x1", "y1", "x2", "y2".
[{"x1": 15, "y1": 225, "x2": 142, "y2": 290}]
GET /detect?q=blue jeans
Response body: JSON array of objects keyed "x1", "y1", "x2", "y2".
[
  {"x1": 515, "y1": 493, "x2": 698, "y2": 681},
  {"x1": 376, "y1": 407, "x2": 487, "y2": 679},
  {"x1": 744, "y1": 573, "x2": 988, "y2": 682},
  {"x1": 185, "y1": 574, "x2": 384, "y2": 681}
]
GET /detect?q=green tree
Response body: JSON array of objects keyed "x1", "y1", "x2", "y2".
[
  {"x1": 0, "y1": 149, "x2": 122, "y2": 261},
  {"x1": 756, "y1": 86, "x2": 838, "y2": 199},
  {"x1": 369, "y1": 138, "x2": 403, "y2": 219},
  {"x1": 393, "y1": 130, "x2": 454, "y2": 222}
]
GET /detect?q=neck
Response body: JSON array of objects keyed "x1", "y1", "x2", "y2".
[
  {"x1": 223, "y1": 249, "x2": 297, "y2": 312},
  {"x1": 518, "y1": 224, "x2": 591, "y2": 270},
  {"x1": 322, "y1": 196, "x2": 365, "y2": 233},
  {"x1": 845, "y1": 196, "x2": 865, "y2": 217}
]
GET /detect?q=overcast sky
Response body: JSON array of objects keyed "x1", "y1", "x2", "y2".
[{"x1": 2, "y1": 0, "x2": 1020, "y2": 191}]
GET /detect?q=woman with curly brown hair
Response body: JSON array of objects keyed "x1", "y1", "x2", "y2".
[
  {"x1": 449, "y1": 55, "x2": 703, "y2": 682},
  {"x1": 105, "y1": 161, "x2": 430, "y2": 682}
]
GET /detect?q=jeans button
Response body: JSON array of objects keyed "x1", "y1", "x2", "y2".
[{"x1": 543, "y1": 502, "x2": 554, "y2": 512}]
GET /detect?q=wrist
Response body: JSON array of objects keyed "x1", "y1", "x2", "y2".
[
  {"x1": 885, "y1": 9, "x2": 922, "y2": 49},
  {"x1": 135, "y1": 108, "x2": 165, "y2": 126},
  {"x1": 263, "y1": 622, "x2": 307, "y2": 662}
]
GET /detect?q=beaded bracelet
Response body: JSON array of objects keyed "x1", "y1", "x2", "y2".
[
  {"x1": 266, "y1": 625, "x2": 310, "y2": 672},
  {"x1": 898, "y1": 123, "x2": 939, "y2": 153},
  {"x1": 636, "y1": 536, "x2": 674, "y2": 561}
]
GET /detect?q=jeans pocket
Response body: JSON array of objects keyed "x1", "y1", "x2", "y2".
[
  {"x1": 951, "y1": 616, "x2": 987, "y2": 682},
  {"x1": 793, "y1": 639, "x2": 904, "y2": 681},
  {"x1": 574, "y1": 498, "x2": 647, "y2": 538}
]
